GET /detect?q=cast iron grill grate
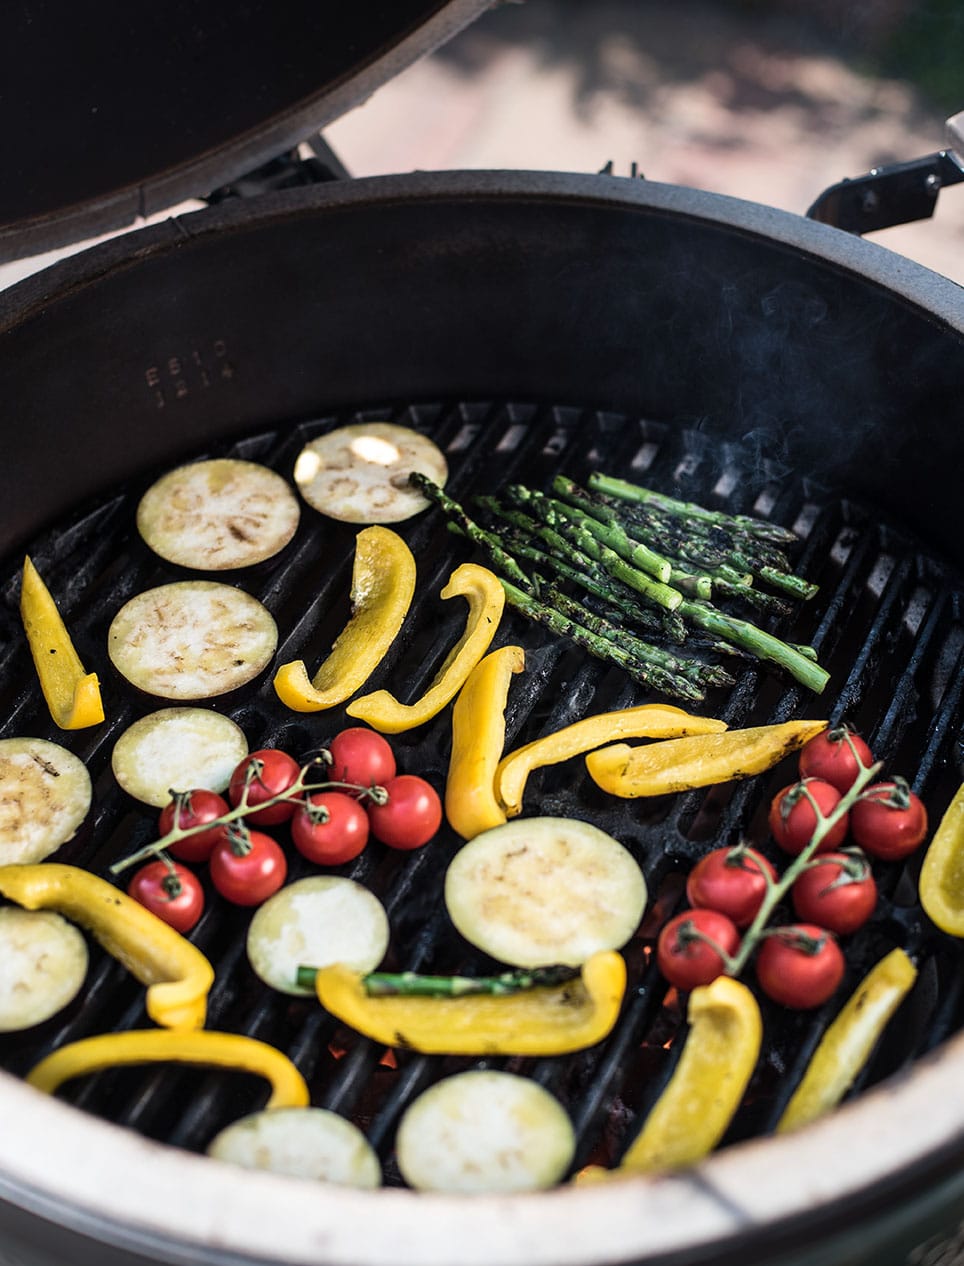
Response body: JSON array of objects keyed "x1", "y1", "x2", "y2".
[{"x1": 1, "y1": 398, "x2": 962, "y2": 1181}]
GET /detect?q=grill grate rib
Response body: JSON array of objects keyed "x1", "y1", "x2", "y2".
[{"x1": 1, "y1": 400, "x2": 963, "y2": 1179}]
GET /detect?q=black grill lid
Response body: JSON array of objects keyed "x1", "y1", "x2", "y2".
[{"x1": 0, "y1": 0, "x2": 490, "y2": 263}]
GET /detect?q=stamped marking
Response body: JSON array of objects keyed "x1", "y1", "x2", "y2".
[{"x1": 143, "y1": 339, "x2": 237, "y2": 409}]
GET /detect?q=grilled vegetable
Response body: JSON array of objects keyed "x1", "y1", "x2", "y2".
[
  {"x1": 445, "y1": 644, "x2": 525, "y2": 840},
  {"x1": 777, "y1": 948, "x2": 917, "y2": 1133},
  {"x1": 495, "y1": 704, "x2": 727, "y2": 820},
  {"x1": 919, "y1": 782, "x2": 964, "y2": 935},
  {"x1": 0, "y1": 737, "x2": 92, "y2": 865},
  {"x1": 247, "y1": 877, "x2": 389, "y2": 997},
  {"x1": 0, "y1": 908, "x2": 88, "y2": 1032},
  {"x1": 444, "y1": 817, "x2": 647, "y2": 968},
  {"x1": 207, "y1": 1107, "x2": 381, "y2": 1187},
  {"x1": 0, "y1": 864, "x2": 214, "y2": 1029},
  {"x1": 395, "y1": 1070, "x2": 575, "y2": 1193},
  {"x1": 108, "y1": 581, "x2": 278, "y2": 700},
  {"x1": 19, "y1": 555, "x2": 104, "y2": 730},
  {"x1": 273, "y1": 526, "x2": 416, "y2": 712},
  {"x1": 27, "y1": 1030, "x2": 309, "y2": 1108},
  {"x1": 617, "y1": 976, "x2": 761, "y2": 1173},
  {"x1": 346, "y1": 563, "x2": 505, "y2": 734},
  {"x1": 111, "y1": 707, "x2": 249, "y2": 807},
  {"x1": 136, "y1": 458, "x2": 301, "y2": 570},
  {"x1": 306, "y1": 951, "x2": 625, "y2": 1056},
  {"x1": 585, "y1": 720, "x2": 829, "y2": 798},
  {"x1": 293, "y1": 422, "x2": 447, "y2": 524}
]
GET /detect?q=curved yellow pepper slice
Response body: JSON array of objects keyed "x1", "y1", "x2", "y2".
[
  {"x1": 617, "y1": 975, "x2": 761, "y2": 1174},
  {"x1": 586, "y1": 719, "x2": 828, "y2": 798},
  {"x1": 0, "y1": 864, "x2": 214, "y2": 1030},
  {"x1": 496, "y1": 705, "x2": 728, "y2": 819},
  {"x1": 777, "y1": 948, "x2": 917, "y2": 1134},
  {"x1": 347, "y1": 563, "x2": 505, "y2": 734},
  {"x1": 20, "y1": 556, "x2": 104, "y2": 730},
  {"x1": 312, "y1": 950, "x2": 626, "y2": 1056},
  {"x1": 445, "y1": 644, "x2": 525, "y2": 839},
  {"x1": 27, "y1": 1030, "x2": 309, "y2": 1108},
  {"x1": 919, "y1": 782, "x2": 964, "y2": 936},
  {"x1": 274, "y1": 526, "x2": 416, "y2": 712}
]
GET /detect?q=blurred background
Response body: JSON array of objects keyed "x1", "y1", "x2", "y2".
[{"x1": 2, "y1": 0, "x2": 962, "y2": 288}]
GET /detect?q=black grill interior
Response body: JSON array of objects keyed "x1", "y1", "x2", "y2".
[{"x1": 1, "y1": 399, "x2": 962, "y2": 1182}]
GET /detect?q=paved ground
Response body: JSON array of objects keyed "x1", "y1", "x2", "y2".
[
  {"x1": 1, "y1": 0, "x2": 961, "y2": 288},
  {"x1": 325, "y1": 0, "x2": 963, "y2": 283}
]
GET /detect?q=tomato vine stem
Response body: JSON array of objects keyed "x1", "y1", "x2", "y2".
[{"x1": 109, "y1": 755, "x2": 386, "y2": 876}]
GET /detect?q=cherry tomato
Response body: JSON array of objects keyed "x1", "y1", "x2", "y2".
[
  {"x1": 210, "y1": 828, "x2": 287, "y2": 906},
  {"x1": 228, "y1": 749, "x2": 302, "y2": 826},
  {"x1": 769, "y1": 778, "x2": 849, "y2": 856},
  {"x1": 366, "y1": 775, "x2": 442, "y2": 850},
  {"x1": 850, "y1": 780, "x2": 928, "y2": 861},
  {"x1": 325, "y1": 728, "x2": 397, "y2": 794},
  {"x1": 686, "y1": 846, "x2": 777, "y2": 928},
  {"x1": 798, "y1": 725, "x2": 874, "y2": 794},
  {"x1": 656, "y1": 908, "x2": 741, "y2": 991},
  {"x1": 755, "y1": 924, "x2": 845, "y2": 1009},
  {"x1": 159, "y1": 789, "x2": 230, "y2": 862},
  {"x1": 127, "y1": 860, "x2": 204, "y2": 932},
  {"x1": 791, "y1": 852, "x2": 878, "y2": 935},
  {"x1": 291, "y1": 791, "x2": 370, "y2": 866}
]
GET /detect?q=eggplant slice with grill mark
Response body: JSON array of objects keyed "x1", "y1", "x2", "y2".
[
  {"x1": 107, "y1": 581, "x2": 278, "y2": 701},
  {"x1": 136, "y1": 458, "x2": 301, "y2": 571},
  {"x1": 293, "y1": 422, "x2": 448, "y2": 523},
  {"x1": 0, "y1": 738, "x2": 92, "y2": 865},
  {"x1": 110, "y1": 708, "x2": 249, "y2": 808}
]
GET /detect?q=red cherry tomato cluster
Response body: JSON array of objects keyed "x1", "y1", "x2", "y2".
[
  {"x1": 126, "y1": 727, "x2": 442, "y2": 927},
  {"x1": 656, "y1": 724, "x2": 929, "y2": 1011}
]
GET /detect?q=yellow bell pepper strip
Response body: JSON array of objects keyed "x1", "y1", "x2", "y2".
[
  {"x1": 617, "y1": 975, "x2": 761, "y2": 1174},
  {"x1": 919, "y1": 782, "x2": 964, "y2": 936},
  {"x1": 777, "y1": 948, "x2": 917, "y2": 1134},
  {"x1": 307, "y1": 950, "x2": 626, "y2": 1056},
  {"x1": 19, "y1": 555, "x2": 104, "y2": 730},
  {"x1": 0, "y1": 864, "x2": 214, "y2": 1030},
  {"x1": 496, "y1": 704, "x2": 728, "y2": 819},
  {"x1": 586, "y1": 719, "x2": 829, "y2": 798},
  {"x1": 26, "y1": 1030, "x2": 309, "y2": 1108},
  {"x1": 445, "y1": 644, "x2": 525, "y2": 839},
  {"x1": 273, "y1": 526, "x2": 416, "y2": 712},
  {"x1": 346, "y1": 563, "x2": 505, "y2": 734}
]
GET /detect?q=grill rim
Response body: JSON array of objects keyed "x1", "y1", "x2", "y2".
[
  {"x1": 3, "y1": 170, "x2": 964, "y2": 337},
  {"x1": 1, "y1": 1033, "x2": 964, "y2": 1266}
]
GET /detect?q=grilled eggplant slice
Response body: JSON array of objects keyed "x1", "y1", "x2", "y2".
[
  {"x1": 293, "y1": 422, "x2": 448, "y2": 523},
  {"x1": 207, "y1": 1107, "x2": 381, "y2": 1187},
  {"x1": 111, "y1": 708, "x2": 249, "y2": 807},
  {"x1": 0, "y1": 907, "x2": 89, "y2": 1031},
  {"x1": 247, "y1": 877, "x2": 390, "y2": 996},
  {"x1": 396, "y1": 1070, "x2": 575, "y2": 1193},
  {"x1": 107, "y1": 581, "x2": 278, "y2": 700},
  {"x1": 137, "y1": 458, "x2": 301, "y2": 571},
  {"x1": 445, "y1": 816, "x2": 647, "y2": 968},
  {"x1": 0, "y1": 737, "x2": 92, "y2": 865}
]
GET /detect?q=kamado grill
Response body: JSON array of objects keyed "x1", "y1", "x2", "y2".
[{"x1": 2, "y1": 4, "x2": 964, "y2": 1265}]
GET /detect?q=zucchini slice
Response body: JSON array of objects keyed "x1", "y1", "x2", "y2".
[
  {"x1": 247, "y1": 877, "x2": 390, "y2": 996},
  {"x1": 445, "y1": 817, "x2": 647, "y2": 967},
  {"x1": 207, "y1": 1107, "x2": 381, "y2": 1187},
  {"x1": 293, "y1": 423, "x2": 448, "y2": 524},
  {"x1": 396, "y1": 1070, "x2": 575, "y2": 1193},
  {"x1": 137, "y1": 458, "x2": 301, "y2": 571},
  {"x1": 111, "y1": 708, "x2": 249, "y2": 807},
  {"x1": 0, "y1": 907, "x2": 89, "y2": 1032},
  {"x1": 0, "y1": 737, "x2": 92, "y2": 864},
  {"x1": 108, "y1": 581, "x2": 278, "y2": 700}
]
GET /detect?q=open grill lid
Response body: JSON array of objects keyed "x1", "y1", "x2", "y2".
[{"x1": 0, "y1": 0, "x2": 490, "y2": 263}]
